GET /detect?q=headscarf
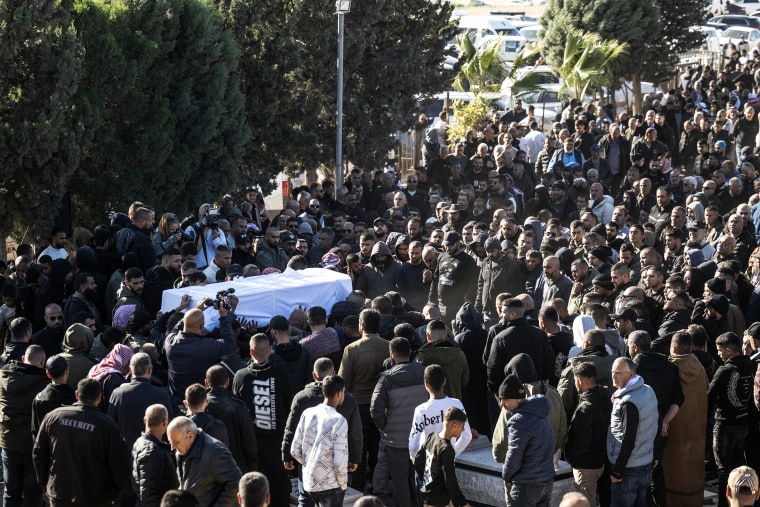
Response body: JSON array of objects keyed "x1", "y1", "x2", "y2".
[
  {"x1": 572, "y1": 314, "x2": 595, "y2": 348},
  {"x1": 88, "y1": 344, "x2": 134, "y2": 381},
  {"x1": 113, "y1": 304, "x2": 136, "y2": 328}
]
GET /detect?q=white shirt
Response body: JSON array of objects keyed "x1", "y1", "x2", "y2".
[
  {"x1": 37, "y1": 246, "x2": 68, "y2": 263},
  {"x1": 408, "y1": 396, "x2": 472, "y2": 460},
  {"x1": 291, "y1": 404, "x2": 348, "y2": 492}
]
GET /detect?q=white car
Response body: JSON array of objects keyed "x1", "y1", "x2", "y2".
[
  {"x1": 718, "y1": 26, "x2": 760, "y2": 45},
  {"x1": 501, "y1": 14, "x2": 539, "y2": 28},
  {"x1": 477, "y1": 34, "x2": 527, "y2": 62},
  {"x1": 519, "y1": 24, "x2": 541, "y2": 43},
  {"x1": 728, "y1": 0, "x2": 760, "y2": 13}
]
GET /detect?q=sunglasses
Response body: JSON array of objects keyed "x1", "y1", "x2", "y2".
[{"x1": 48, "y1": 316, "x2": 64, "y2": 321}]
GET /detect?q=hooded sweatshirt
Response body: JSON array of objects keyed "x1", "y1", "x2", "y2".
[
  {"x1": 415, "y1": 340, "x2": 470, "y2": 400},
  {"x1": 0, "y1": 360, "x2": 50, "y2": 453},
  {"x1": 362, "y1": 242, "x2": 400, "y2": 298},
  {"x1": 493, "y1": 354, "x2": 567, "y2": 462},
  {"x1": 60, "y1": 323, "x2": 96, "y2": 390}
]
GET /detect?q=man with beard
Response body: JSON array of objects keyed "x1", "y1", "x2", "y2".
[
  {"x1": 476, "y1": 237, "x2": 525, "y2": 325},
  {"x1": 113, "y1": 267, "x2": 146, "y2": 317},
  {"x1": 31, "y1": 304, "x2": 65, "y2": 359},
  {"x1": 428, "y1": 232, "x2": 479, "y2": 322},
  {"x1": 143, "y1": 248, "x2": 182, "y2": 317},
  {"x1": 280, "y1": 232, "x2": 299, "y2": 259},
  {"x1": 256, "y1": 227, "x2": 289, "y2": 272},
  {"x1": 63, "y1": 272, "x2": 102, "y2": 332},
  {"x1": 396, "y1": 241, "x2": 428, "y2": 311},
  {"x1": 126, "y1": 207, "x2": 158, "y2": 274},
  {"x1": 356, "y1": 242, "x2": 400, "y2": 299}
]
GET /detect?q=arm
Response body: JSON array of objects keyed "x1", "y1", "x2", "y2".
[
  {"x1": 333, "y1": 418, "x2": 349, "y2": 490},
  {"x1": 338, "y1": 348, "x2": 352, "y2": 393},
  {"x1": 502, "y1": 419, "x2": 528, "y2": 482},
  {"x1": 611, "y1": 402, "x2": 639, "y2": 480},
  {"x1": 492, "y1": 409, "x2": 509, "y2": 463},
  {"x1": 409, "y1": 406, "x2": 425, "y2": 460},
  {"x1": 486, "y1": 337, "x2": 506, "y2": 395},
  {"x1": 212, "y1": 315, "x2": 236, "y2": 357},
  {"x1": 107, "y1": 424, "x2": 132, "y2": 497},
  {"x1": 345, "y1": 398, "x2": 364, "y2": 465},
  {"x1": 238, "y1": 407, "x2": 259, "y2": 473},
  {"x1": 441, "y1": 446, "x2": 468, "y2": 507},
  {"x1": 370, "y1": 375, "x2": 389, "y2": 430},
  {"x1": 475, "y1": 269, "x2": 485, "y2": 312},
  {"x1": 137, "y1": 444, "x2": 176, "y2": 506},
  {"x1": 282, "y1": 395, "x2": 304, "y2": 463},
  {"x1": 32, "y1": 423, "x2": 51, "y2": 488},
  {"x1": 290, "y1": 415, "x2": 306, "y2": 465}
]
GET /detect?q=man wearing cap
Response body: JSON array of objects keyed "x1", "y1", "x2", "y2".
[
  {"x1": 607, "y1": 357, "x2": 659, "y2": 507},
  {"x1": 662, "y1": 227, "x2": 686, "y2": 274},
  {"x1": 487, "y1": 298, "x2": 555, "y2": 394},
  {"x1": 588, "y1": 247, "x2": 612, "y2": 277},
  {"x1": 709, "y1": 332, "x2": 755, "y2": 507},
  {"x1": 589, "y1": 271, "x2": 615, "y2": 306},
  {"x1": 476, "y1": 237, "x2": 524, "y2": 325},
  {"x1": 726, "y1": 466, "x2": 760, "y2": 507},
  {"x1": 569, "y1": 259, "x2": 596, "y2": 315},
  {"x1": 498, "y1": 374, "x2": 555, "y2": 507},
  {"x1": 231, "y1": 233, "x2": 256, "y2": 267},
  {"x1": 688, "y1": 221, "x2": 715, "y2": 259},
  {"x1": 548, "y1": 181, "x2": 575, "y2": 224},
  {"x1": 428, "y1": 231, "x2": 478, "y2": 322},
  {"x1": 143, "y1": 248, "x2": 182, "y2": 317}
]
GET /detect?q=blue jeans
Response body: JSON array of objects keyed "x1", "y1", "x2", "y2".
[
  {"x1": 2, "y1": 449, "x2": 43, "y2": 507},
  {"x1": 307, "y1": 488, "x2": 343, "y2": 507},
  {"x1": 713, "y1": 423, "x2": 748, "y2": 507},
  {"x1": 505, "y1": 480, "x2": 553, "y2": 507},
  {"x1": 611, "y1": 464, "x2": 652, "y2": 507}
]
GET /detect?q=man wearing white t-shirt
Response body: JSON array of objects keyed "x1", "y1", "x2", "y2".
[{"x1": 37, "y1": 227, "x2": 68, "y2": 263}]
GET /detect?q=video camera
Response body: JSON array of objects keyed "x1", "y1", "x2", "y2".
[
  {"x1": 212, "y1": 288, "x2": 235, "y2": 310},
  {"x1": 205, "y1": 208, "x2": 221, "y2": 230}
]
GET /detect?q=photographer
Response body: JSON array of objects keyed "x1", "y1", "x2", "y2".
[
  {"x1": 184, "y1": 203, "x2": 228, "y2": 270},
  {"x1": 153, "y1": 213, "x2": 186, "y2": 260},
  {"x1": 164, "y1": 294, "x2": 238, "y2": 406}
]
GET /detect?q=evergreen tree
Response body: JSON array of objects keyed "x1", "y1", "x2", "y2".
[
  {"x1": 644, "y1": 0, "x2": 708, "y2": 82},
  {"x1": 0, "y1": 0, "x2": 84, "y2": 239},
  {"x1": 215, "y1": 0, "x2": 457, "y2": 184},
  {"x1": 70, "y1": 0, "x2": 248, "y2": 225}
]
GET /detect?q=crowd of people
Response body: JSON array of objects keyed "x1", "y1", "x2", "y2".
[{"x1": 1, "y1": 62, "x2": 760, "y2": 507}]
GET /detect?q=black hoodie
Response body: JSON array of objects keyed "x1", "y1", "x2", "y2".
[
  {"x1": 269, "y1": 341, "x2": 314, "y2": 394},
  {"x1": 233, "y1": 361, "x2": 293, "y2": 437}
]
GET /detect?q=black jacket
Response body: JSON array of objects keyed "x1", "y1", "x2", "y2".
[
  {"x1": 282, "y1": 381, "x2": 363, "y2": 464},
  {"x1": 0, "y1": 341, "x2": 29, "y2": 368},
  {"x1": 206, "y1": 386, "x2": 259, "y2": 473},
  {"x1": 429, "y1": 250, "x2": 479, "y2": 317},
  {"x1": 176, "y1": 431, "x2": 242, "y2": 507},
  {"x1": 486, "y1": 318, "x2": 555, "y2": 393},
  {"x1": 269, "y1": 341, "x2": 314, "y2": 395},
  {"x1": 0, "y1": 360, "x2": 49, "y2": 453},
  {"x1": 233, "y1": 361, "x2": 293, "y2": 437},
  {"x1": 31, "y1": 327, "x2": 64, "y2": 359},
  {"x1": 31, "y1": 383, "x2": 76, "y2": 437},
  {"x1": 33, "y1": 402, "x2": 131, "y2": 505},
  {"x1": 132, "y1": 432, "x2": 179, "y2": 507},
  {"x1": 108, "y1": 377, "x2": 174, "y2": 449},
  {"x1": 165, "y1": 316, "x2": 236, "y2": 402},
  {"x1": 127, "y1": 225, "x2": 157, "y2": 275},
  {"x1": 708, "y1": 354, "x2": 755, "y2": 424},
  {"x1": 633, "y1": 352, "x2": 685, "y2": 419},
  {"x1": 189, "y1": 412, "x2": 229, "y2": 445},
  {"x1": 564, "y1": 384, "x2": 612, "y2": 469}
]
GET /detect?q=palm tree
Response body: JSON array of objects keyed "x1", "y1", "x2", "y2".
[
  {"x1": 557, "y1": 29, "x2": 628, "y2": 101},
  {"x1": 453, "y1": 32, "x2": 509, "y2": 94}
]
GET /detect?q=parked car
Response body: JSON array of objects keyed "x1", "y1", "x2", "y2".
[
  {"x1": 718, "y1": 26, "x2": 760, "y2": 44},
  {"x1": 707, "y1": 14, "x2": 760, "y2": 29},
  {"x1": 519, "y1": 24, "x2": 541, "y2": 43}
]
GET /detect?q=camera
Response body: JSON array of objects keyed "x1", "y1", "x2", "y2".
[
  {"x1": 212, "y1": 288, "x2": 236, "y2": 310},
  {"x1": 205, "y1": 208, "x2": 221, "y2": 230}
]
